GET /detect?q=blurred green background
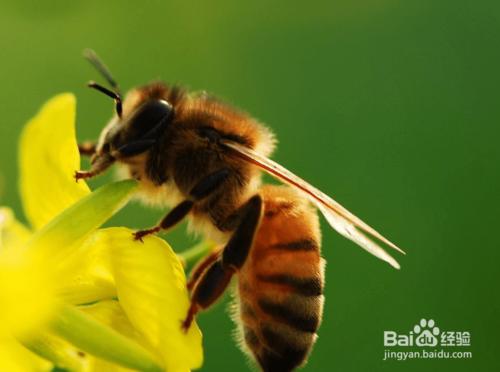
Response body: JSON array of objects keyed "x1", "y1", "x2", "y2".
[{"x1": 1, "y1": 0, "x2": 499, "y2": 371}]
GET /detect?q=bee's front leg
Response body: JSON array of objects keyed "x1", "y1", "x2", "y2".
[{"x1": 75, "y1": 153, "x2": 115, "y2": 181}]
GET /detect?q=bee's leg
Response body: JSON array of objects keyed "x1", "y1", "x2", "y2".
[
  {"x1": 78, "y1": 141, "x2": 96, "y2": 156},
  {"x1": 187, "y1": 247, "x2": 222, "y2": 291},
  {"x1": 133, "y1": 168, "x2": 231, "y2": 241},
  {"x1": 181, "y1": 258, "x2": 233, "y2": 331},
  {"x1": 221, "y1": 195, "x2": 262, "y2": 269},
  {"x1": 74, "y1": 153, "x2": 115, "y2": 181},
  {"x1": 182, "y1": 195, "x2": 262, "y2": 331},
  {"x1": 133, "y1": 200, "x2": 194, "y2": 241}
]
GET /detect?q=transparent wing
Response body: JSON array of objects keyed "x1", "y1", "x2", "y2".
[{"x1": 222, "y1": 140, "x2": 405, "y2": 269}]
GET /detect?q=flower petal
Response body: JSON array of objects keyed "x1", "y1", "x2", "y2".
[
  {"x1": 98, "y1": 228, "x2": 203, "y2": 371},
  {"x1": 58, "y1": 272, "x2": 116, "y2": 306},
  {"x1": 19, "y1": 93, "x2": 90, "y2": 230},
  {"x1": 58, "y1": 233, "x2": 116, "y2": 305},
  {"x1": 0, "y1": 208, "x2": 56, "y2": 337},
  {"x1": 0, "y1": 252, "x2": 57, "y2": 338},
  {"x1": 0, "y1": 338, "x2": 51, "y2": 372},
  {"x1": 0, "y1": 207, "x2": 31, "y2": 251}
]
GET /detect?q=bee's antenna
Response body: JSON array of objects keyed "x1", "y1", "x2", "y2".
[
  {"x1": 87, "y1": 81, "x2": 123, "y2": 118},
  {"x1": 84, "y1": 49, "x2": 123, "y2": 117},
  {"x1": 83, "y1": 49, "x2": 121, "y2": 95}
]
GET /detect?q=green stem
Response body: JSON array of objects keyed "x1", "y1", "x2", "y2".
[
  {"x1": 50, "y1": 303, "x2": 163, "y2": 372},
  {"x1": 177, "y1": 240, "x2": 216, "y2": 270},
  {"x1": 21, "y1": 332, "x2": 85, "y2": 372},
  {"x1": 29, "y1": 180, "x2": 138, "y2": 256}
]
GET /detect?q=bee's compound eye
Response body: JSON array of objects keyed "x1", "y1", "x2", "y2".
[{"x1": 129, "y1": 99, "x2": 174, "y2": 135}]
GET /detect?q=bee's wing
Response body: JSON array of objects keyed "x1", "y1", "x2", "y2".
[{"x1": 222, "y1": 140, "x2": 405, "y2": 269}]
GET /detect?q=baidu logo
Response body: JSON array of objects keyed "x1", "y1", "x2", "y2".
[
  {"x1": 414, "y1": 318, "x2": 440, "y2": 347},
  {"x1": 383, "y1": 318, "x2": 472, "y2": 361},
  {"x1": 384, "y1": 318, "x2": 471, "y2": 348}
]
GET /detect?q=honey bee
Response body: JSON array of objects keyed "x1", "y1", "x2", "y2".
[{"x1": 77, "y1": 50, "x2": 404, "y2": 372}]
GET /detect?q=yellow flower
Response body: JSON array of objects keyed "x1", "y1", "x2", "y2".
[
  {"x1": 0, "y1": 207, "x2": 55, "y2": 338},
  {"x1": 1, "y1": 94, "x2": 204, "y2": 371}
]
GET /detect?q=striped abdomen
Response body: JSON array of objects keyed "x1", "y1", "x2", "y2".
[{"x1": 235, "y1": 185, "x2": 325, "y2": 372}]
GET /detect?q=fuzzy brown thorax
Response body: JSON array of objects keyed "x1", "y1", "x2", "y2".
[{"x1": 94, "y1": 82, "x2": 275, "y2": 242}]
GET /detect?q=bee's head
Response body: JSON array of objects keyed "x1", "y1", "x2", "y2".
[
  {"x1": 84, "y1": 50, "x2": 174, "y2": 162},
  {"x1": 94, "y1": 92, "x2": 174, "y2": 160}
]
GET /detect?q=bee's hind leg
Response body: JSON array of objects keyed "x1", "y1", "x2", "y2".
[
  {"x1": 181, "y1": 195, "x2": 262, "y2": 331},
  {"x1": 182, "y1": 258, "x2": 233, "y2": 331},
  {"x1": 187, "y1": 247, "x2": 222, "y2": 291}
]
